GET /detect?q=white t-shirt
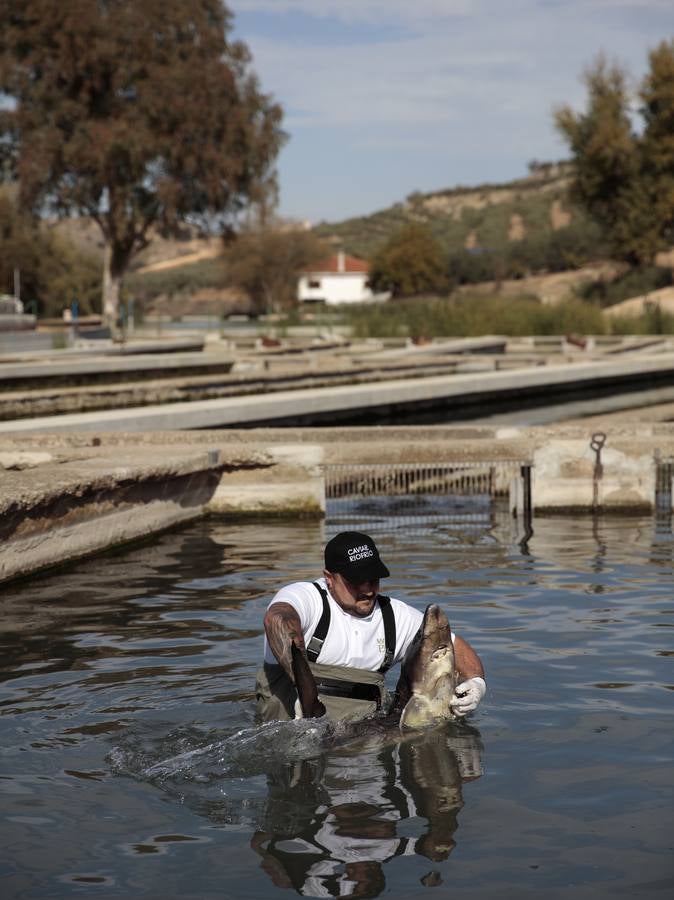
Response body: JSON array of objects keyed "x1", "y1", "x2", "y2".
[{"x1": 263, "y1": 578, "x2": 424, "y2": 670}]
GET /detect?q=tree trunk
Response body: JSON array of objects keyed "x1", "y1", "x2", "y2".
[{"x1": 102, "y1": 243, "x2": 122, "y2": 339}]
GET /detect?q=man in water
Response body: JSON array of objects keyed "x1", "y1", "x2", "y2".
[{"x1": 255, "y1": 531, "x2": 486, "y2": 723}]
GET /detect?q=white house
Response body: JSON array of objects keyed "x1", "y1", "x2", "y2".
[{"x1": 297, "y1": 251, "x2": 390, "y2": 306}]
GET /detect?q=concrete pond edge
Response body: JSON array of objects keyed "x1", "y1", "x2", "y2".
[{"x1": 1, "y1": 424, "x2": 672, "y2": 585}]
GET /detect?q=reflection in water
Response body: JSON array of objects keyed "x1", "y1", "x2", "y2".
[
  {"x1": 250, "y1": 725, "x2": 483, "y2": 898},
  {"x1": 591, "y1": 513, "x2": 607, "y2": 574},
  {"x1": 110, "y1": 715, "x2": 483, "y2": 899}
]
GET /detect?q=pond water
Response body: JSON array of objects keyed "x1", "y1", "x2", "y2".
[{"x1": 1, "y1": 510, "x2": 672, "y2": 899}]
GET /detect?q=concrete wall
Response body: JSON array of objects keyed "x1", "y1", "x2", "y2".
[
  {"x1": 532, "y1": 437, "x2": 655, "y2": 512},
  {"x1": 2, "y1": 424, "x2": 673, "y2": 584}
]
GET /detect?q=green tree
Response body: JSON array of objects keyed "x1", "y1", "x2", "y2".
[
  {"x1": 369, "y1": 223, "x2": 448, "y2": 297},
  {"x1": 0, "y1": 0, "x2": 285, "y2": 331},
  {"x1": 0, "y1": 187, "x2": 100, "y2": 316},
  {"x1": 640, "y1": 40, "x2": 674, "y2": 252},
  {"x1": 224, "y1": 223, "x2": 329, "y2": 314},
  {"x1": 555, "y1": 42, "x2": 674, "y2": 265}
]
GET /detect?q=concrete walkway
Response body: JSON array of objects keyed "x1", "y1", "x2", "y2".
[
  {"x1": 0, "y1": 349, "x2": 233, "y2": 386},
  {"x1": 2, "y1": 352, "x2": 674, "y2": 433}
]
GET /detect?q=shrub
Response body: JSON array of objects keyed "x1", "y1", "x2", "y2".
[
  {"x1": 578, "y1": 265, "x2": 672, "y2": 308},
  {"x1": 125, "y1": 258, "x2": 227, "y2": 302},
  {"x1": 608, "y1": 304, "x2": 674, "y2": 335},
  {"x1": 344, "y1": 294, "x2": 608, "y2": 339},
  {"x1": 369, "y1": 224, "x2": 448, "y2": 297}
]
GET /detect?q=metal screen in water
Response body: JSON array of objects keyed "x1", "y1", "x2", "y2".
[
  {"x1": 323, "y1": 461, "x2": 532, "y2": 540},
  {"x1": 325, "y1": 462, "x2": 503, "y2": 500}
]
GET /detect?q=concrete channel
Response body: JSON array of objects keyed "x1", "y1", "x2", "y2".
[
  {"x1": 0, "y1": 348, "x2": 234, "y2": 388},
  {"x1": 3, "y1": 338, "x2": 674, "y2": 584},
  {"x1": 2, "y1": 423, "x2": 674, "y2": 586},
  {"x1": 4, "y1": 351, "x2": 674, "y2": 433}
]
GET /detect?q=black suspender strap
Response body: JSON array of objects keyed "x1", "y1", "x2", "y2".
[
  {"x1": 307, "y1": 581, "x2": 331, "y2": 662},
  {"x1": 377, "y1": 594, "x2": 396, "y2": 673},
  {"x1": 307, "y1": 582, "x2": 396, "y2": 671}
]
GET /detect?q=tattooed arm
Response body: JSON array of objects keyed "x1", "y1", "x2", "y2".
[{"x1": 263, "y1": 602, "x2": 305, "y2": 681}]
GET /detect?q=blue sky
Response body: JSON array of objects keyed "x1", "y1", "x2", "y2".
[{"x1": 229, "y1": 1, "x2": 672, "y2": 224}]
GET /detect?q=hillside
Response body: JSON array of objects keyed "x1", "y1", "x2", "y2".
[
  {"x1": 47, "y1": 163, "x2": 672, "y2": 316},
  {"x1": 52, "y1": 162, "x2": 583, "y2": 269},
  {"x1": 115, "y1": 162, "x2": 618, "y2": 310},
  {"x1": 314, "y1": 161, "x2": 588, "y2": 260},
  {"x1": 50, "y1": 218, "x2": 214, "y2": 271}
]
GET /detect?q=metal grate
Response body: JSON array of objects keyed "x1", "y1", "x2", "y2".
[
  {"x1": 322, "y1": 461, "x2": 533, "y2": 547},
  {"x1": 323, "y1": 460, "x2": 532, "y2": 531},
  {"x1": 325, "y1": 462, "x2": 504, "y2": 500},
  {"x1": 325, "y1": 461, "x2": 528, "y2": 499}
]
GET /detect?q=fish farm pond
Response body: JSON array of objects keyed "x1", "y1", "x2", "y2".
[{"x1": 1, "y1": 506, "x2": 672, "y2": 899}]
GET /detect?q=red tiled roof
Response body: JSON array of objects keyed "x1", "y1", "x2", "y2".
[{"x1": 303, "y1": 253, "x2": 369, "y2": 274}]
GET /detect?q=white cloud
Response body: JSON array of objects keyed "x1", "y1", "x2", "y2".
[
  {"x1": 233, "y1": 0, "x2": 674, "y2": 22},
  {"x1": 231, "y1": 1, "x2": 475, "y2": 26},
  {"x1": 255, "y1": 38, "x2": 493, "y2": 127},
  {"x1": 228, "y1": 0, "x2": 671, "y2": 219},
  {"x1": 587, "y1": 0, "x2": 673, "y2": 8},
  {"x1": 240, "y1": 10, "x2": 580, "y2": 131}
]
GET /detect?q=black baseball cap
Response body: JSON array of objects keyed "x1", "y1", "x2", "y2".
[{"x1": 324, "y1": 531, "x2": 390, "y2": 583}]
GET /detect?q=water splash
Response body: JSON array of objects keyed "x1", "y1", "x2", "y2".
[
  {"x1": 109, "y1": 717, "x2": 333, "y2": 784},
  {"x1": 107, "y1": 717, "x2": 336, "y2": 829}
]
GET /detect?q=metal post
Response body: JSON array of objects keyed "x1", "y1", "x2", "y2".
[{"x1": 518, "y1": 464, "x2": 534, "y2": 547}]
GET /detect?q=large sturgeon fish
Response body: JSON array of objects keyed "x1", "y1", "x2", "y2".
[{"x1": 292, "y1": 603, "x2": 457, "y2": 731}]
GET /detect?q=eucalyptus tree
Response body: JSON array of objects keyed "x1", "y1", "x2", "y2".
[{"x1": 0, "y1": 0, "x2": 285, "y2": 327}]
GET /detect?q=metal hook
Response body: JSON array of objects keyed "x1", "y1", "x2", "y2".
[
  {"x1": 590, "y1": 432, "x2": 607, "y2": 511},
  {"x1": 590, "y1": 432, "x2": 606, "y2": 455}
]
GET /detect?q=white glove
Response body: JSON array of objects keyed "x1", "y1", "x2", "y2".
[{"x1": 451, "y1": 677, "x2": 486, "y2": 716}]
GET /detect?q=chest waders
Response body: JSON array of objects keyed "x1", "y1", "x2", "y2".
[{"x1": 255, "y1": 583, "x2": 397, "y2": 723}]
